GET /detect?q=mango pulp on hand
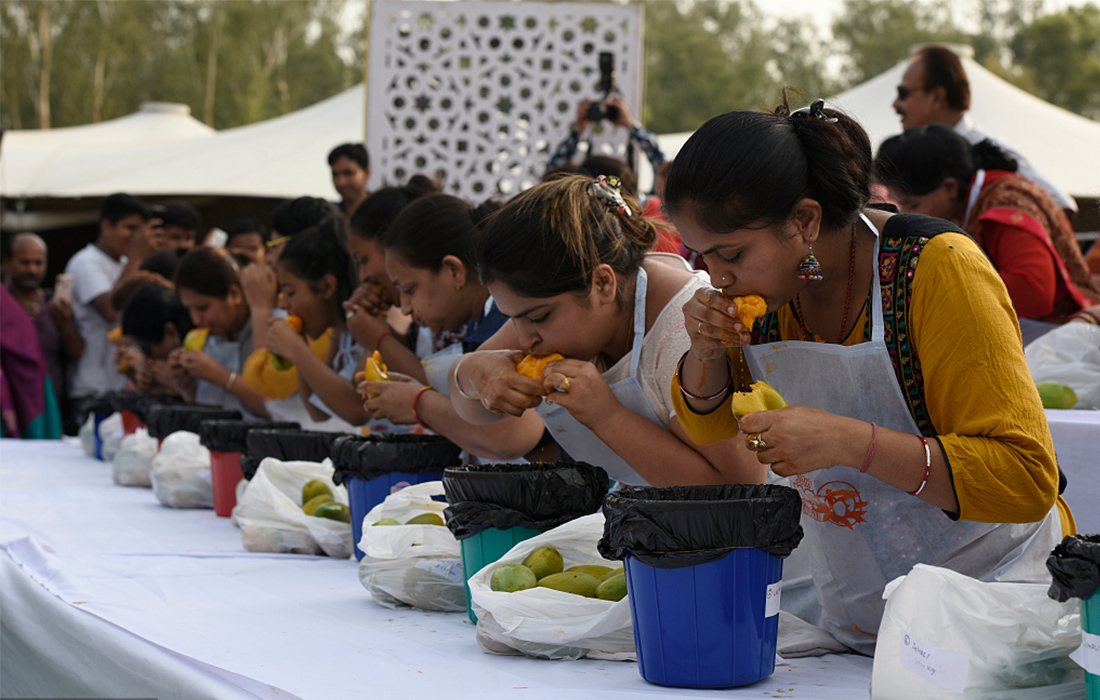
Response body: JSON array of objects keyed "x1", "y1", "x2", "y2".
[
  {"x1": 730, "y1": 380, "x2": 788, "y2": 421},
  {"x1": 515, "y1": 353, "x2": 565, "y2": 381},
  {"x1": 182, "y1": 327, "x2": 210, "y2": 351},
  {"x1": 269, "y1": 316, "x2": 303, "y2": 371},
  {"x1": 730, "y1": 295, "x2": 767, "y2": 329}
]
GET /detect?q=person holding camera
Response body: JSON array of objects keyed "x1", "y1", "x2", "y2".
[{"x1": 547, "y1": 95, "x2": 666, "y2": 178}]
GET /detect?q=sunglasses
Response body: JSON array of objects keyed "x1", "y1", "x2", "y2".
[
  {"x1": 896, "y1": 85, "x2": 926, "y2": 101},
  {"x1": 266, "y1": 235, "x2": 292, "y2": 249}
]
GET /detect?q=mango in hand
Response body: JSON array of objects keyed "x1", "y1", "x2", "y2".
[
  {"x1": 515, "y1": 353, "x2": 565, "y2": 381},
  {"x1": 269, "y1": 316, "x2": 303, "y2": 371},
  {"x1": 730, "y1": 380, "x2": 787, "y2": 421},
  {"x1": 182, "y1": 327, "x2": 210, "y2": 351},
  {"x1": 730, "y1": 294, "x2": 767, "y2": 329},
  {"x1": 359, "y1": 350, "x2": 389, "y2": 398}
]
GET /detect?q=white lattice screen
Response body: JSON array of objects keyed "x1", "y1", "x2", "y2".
[{"x1": 366, "y1": 1, "x2": 644, "y2": 202}]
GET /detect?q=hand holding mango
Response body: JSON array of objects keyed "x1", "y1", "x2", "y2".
[
  {"x1": 514, "y1": 353, "x2": 565, "y2": 381},
  {"x1": 269, "y1": 316, "x2": 303, "y2": 371},
  {"x1": 730, "y1": 380, "x2": 788, "y2": 422},
  {"x1": 684, "y1": 292, "x2": 768, "y2": 366},
  {"x1": 182, "y1": 327, "x2": 209, "y2": 351},
  {"x1": 355, "y1": 351, "x2": 390, "y2": 399}
]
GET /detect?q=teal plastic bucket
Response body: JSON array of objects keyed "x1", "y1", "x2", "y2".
[
  {"x1": 626, "y1": 548, "x2": 783, "y2": 687},
  {"x1": 1085, "y1": 589, "x2": 1100, "y2": 700},
  {"x1": 459, "y1": 525, "x2": 541, "y2": 623}
]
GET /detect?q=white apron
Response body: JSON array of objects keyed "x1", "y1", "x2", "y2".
[
  {"x1": 420, "y1": 297, "x2": 496, "y2": 396},
  {"x1": 195, "y1": 320, "x2": 258, "y2": 419},
  {"x1": 534, "y1": 268, "x2": 664, "y2": 486},
  {"x1": 743, "y1": 213, "x2": 1062, "y2": 654}
]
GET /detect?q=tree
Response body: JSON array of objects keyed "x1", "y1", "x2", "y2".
[
  {"x1": 831, "y1": 0, "x2": 968, "y2": 86},
  {"x1": 1012, "y1": 4, "x2": 1100, "y2": 121}
]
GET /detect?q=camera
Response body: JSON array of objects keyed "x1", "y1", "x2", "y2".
[{"x1": 584, "y1": 52, "x2": 620, "y2": 123}]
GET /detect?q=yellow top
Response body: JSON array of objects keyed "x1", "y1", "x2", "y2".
[
  {"x1": 242, "y1": 329, "x2": 333, "y2": 400},
  {"x1": 672, "y1": 232, "x2": 1074, "y2": 535}
]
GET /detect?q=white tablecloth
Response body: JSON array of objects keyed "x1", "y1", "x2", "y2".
[
  {"x1": 0, "y1": 439, "x2": 873, "y2": 700},
  {"x1": 1048, "y1": 408, "x2": 1100, "y2": 535}
]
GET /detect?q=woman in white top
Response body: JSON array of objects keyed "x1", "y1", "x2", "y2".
[{"x1": 449, "y1": 174, "x2": 761, "y2": 487}]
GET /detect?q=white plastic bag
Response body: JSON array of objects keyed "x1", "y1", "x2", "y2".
[
  {"x1": 233, "y1": 457, "x2": 352, "y2": 558},
  {"x1": 357, "y1": 481, "x2": 465, "y2": 612},
  {"x1": 98, "y1": 412, "x2": 123, "y2": 462},
  {"x1": 149, "y1": 431, "x2": 213, "y2": 508},
  {"x1": 468, "y1": 513, "x2": 634, "y2": 661},
  {"x1": 112, "y1": 427, "x2": 158, "y2": 487},
  {"x1": 871, "y1": 563, "x2": 1083, "y2": 700},
  {"x1": 1026, "y1": 323, "x2": 1100, "y2": 409},
  {"x1": 79, "y1": 414, "x2": 96, "y2": 456}
]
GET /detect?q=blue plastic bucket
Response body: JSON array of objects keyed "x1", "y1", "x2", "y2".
[
  {"x1": 1085, "y1": 588, "x2": 1100, "y2": 700},
  {"x1": 459, "y1": 525, "x2": 542, "y2": 623},
  {"x1": 346, "y1": 470, "x2": 443, "y2": 560},
  {"x1": 626, "y1": 547, "x2": 784, "y2": 688}
]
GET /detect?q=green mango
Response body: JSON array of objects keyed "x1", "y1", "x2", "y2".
[
  {"x1": 302, "y1": 494, "x2": 334, "y2": 515},
  {"x1": 565, "y1": 564, "x2": 613, "y2": 580},
  {"x1": 596, "y1": 573, "x2": 627, "y2": 601},
  {"x1": 490, "y1": 564, "x2": 537, "y2": 592},
  {"x1": 522, "y1": 547, "x2": 564, "y2": 580},
  {"x1": 406, "y1": 512, "x2": 446, "y2": 526},
  {"x1": 373, "y1": 518, "x2": 402, "y2": 526},
  {"x1": 1036, "y1": 382, "x2": 1077, "y2": 409},
  {"x1": 313, "y1": 502, "x2": 350, "y2": 523},
  {"x1": 537, "y1": 572, "x2": 600, "y2": 598},
  {"x1": 302, "y1": 479, "x2": 334, "y2": 504}
]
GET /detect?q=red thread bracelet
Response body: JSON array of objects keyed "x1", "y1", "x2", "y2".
[
  {"x1": 908, "y1": 435, "x2": 931, "y2": 496},
  {"x1": 676, "y1": 351, "x2": 733, "y2": 402},
  {"x1": 859, "y1": 422, "x2": 876, "y2": 473},
  {"x1": 374, "y1": 330, "x2": 393, "y2": 353},
  {"x1": 412, "y1": 385, "x2": 436, "y2": 430}
]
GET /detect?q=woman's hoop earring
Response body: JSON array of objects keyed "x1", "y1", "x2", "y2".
[{"x1": 798, "y1": 241, "x2": 824, "y2": 281}]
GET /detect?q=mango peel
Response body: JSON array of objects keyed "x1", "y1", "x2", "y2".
[
  {"x1": 730, "y1": 380, "x2": 788, "y2": 421},
  {"x1": 182, "y1": 327, "x2": 209, "y2": 351},
  {"x1": 270, "y1": 315, "x2": 303, "y2": 371},
  {"x1": 731, "y1": 294, "x2": 767, "y2": 329},
  {"x1": 515, "y1": 353, "x2": 565, "y2": 381}
]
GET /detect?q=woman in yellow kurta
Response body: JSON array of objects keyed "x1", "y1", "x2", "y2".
[{"x1": 664, "y1": 99, "x2": 1071, "y2": 655}]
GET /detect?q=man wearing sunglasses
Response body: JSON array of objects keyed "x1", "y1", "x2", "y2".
[{"x1": 892, "y1": 45, "x2": 1077, "y2": 217}]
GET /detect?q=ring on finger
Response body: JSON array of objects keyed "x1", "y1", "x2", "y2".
[
  {"x1": 558, "y1": 377, "x2": 571, "y2": 393},
  {"x1": 746, "y1": 432, "x2": 768, "y2": 451}
]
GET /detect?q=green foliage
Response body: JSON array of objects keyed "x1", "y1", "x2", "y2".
[{"x1": 1011, "y1": 4, "x2": 1100, "y2": 120}]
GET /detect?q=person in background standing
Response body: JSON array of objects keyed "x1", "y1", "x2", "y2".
[
  {"x1": 4, "y1": 233, "x2": 83, "y2": 433},
  {"x1": 64, "y1": 193, "x2": 159, "y2": 413},
  {"x1": 152, "y1": 201, "x2": 201, "y2": 251},
  {"x1": 225, "y1": 217, "x2": 267, "y2": 265},
  {"x1": 891, "y1": 45, "x2": 1077, "y2": 219},
  {"x1": 328, "y1": 143, "x2": 370, "y2": 216}
]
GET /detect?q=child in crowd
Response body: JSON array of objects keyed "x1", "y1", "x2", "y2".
[
  {"x1": 118, "y1": 282, "x2": 191, "y2": 395},
  {"x1": 170, "y1": 247, "x2": 266, "y2": 417},
  {"x1": 447, "y1": 173, "x2": 757, "y2": 486},
  {"x1": 359, "y1": 194, "x2": 549, "y2": 460},
  {"x1": 225, "y1": 218, "x2": 267, "y2": 265},
  {"x1": 245, "y1": 219, "x2": 360, "y2": 431},
  {"x1": 344, "y1": 176, "x2": 439, "y2": 383}
]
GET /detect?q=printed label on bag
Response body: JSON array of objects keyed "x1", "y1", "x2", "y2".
[
  {"x1": 765, "y1": 582, "x2": 782, "y2": 617},
  {"x1": 414, "y1": 558, "x2": 464, "y2": 583},
  {"x1": 1070, "y1": 630, "x2": 1100, "y2": 675},
  {"x1": 899, "y1": 629, "x2": 969, "y2": 691}
]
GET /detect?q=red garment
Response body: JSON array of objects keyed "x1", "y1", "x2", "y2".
[{"x1": 967, "y1": 170, "x2": 1099, "y2": 323}]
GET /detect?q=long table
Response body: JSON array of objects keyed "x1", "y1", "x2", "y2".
[
  {"x1": 1, "y1": 439, "x2": 873, "y2": 700},
  {"x1": 1048, "y1": 409, "x2": 1100, "y2": 535}
]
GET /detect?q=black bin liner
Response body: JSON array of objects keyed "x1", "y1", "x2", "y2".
[
  {"x1": 330, "y1": 434, "x2": 463, "y2": 485},
  {"x1": 1047, "y1": 534, "x2": 1100, "y2": 602},
  {"x1": 598, "y1": 484, "x2": 804, "y2": 569},
  {"x1": 109, "y1": 392, "x2": 186, "y2": 422},
  {"x1": 145, "y1": 405, "x2": 242, "y2": 439},
  {"x1": 442, "y1": 462, "x2": 610, "y2": 540},
  {"x1": 80, "y1": 392, "x2": 119, "y2": 418},
  {"x1": 198, "y1": 420, "x2": 301, "y2": 454},
  {"x1": 239, "y1": 429, "x2": 343, "y2": 480}
]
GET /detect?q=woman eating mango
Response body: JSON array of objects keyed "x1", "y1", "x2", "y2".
[{"x1": 664, "y1": 99, "x2": 1072, "y2": 655}]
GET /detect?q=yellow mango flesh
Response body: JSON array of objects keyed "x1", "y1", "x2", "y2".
[
  {"x1": 515, "y1": 353, "x2": 565, "y2": 381},
  {"x1": 730, "y1": 380, "x2": 788, "y2": 421},
  {"x1": 183, "y1": 328, "x2": 209, "y2": 351}
]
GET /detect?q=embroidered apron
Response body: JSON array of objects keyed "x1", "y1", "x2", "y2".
[
  {"x1": 534, "y1": 268, "x2": 664, "y2": 486},
  {"x1": 742, "y1": 213, "x2": 1062, "y2": 654}
]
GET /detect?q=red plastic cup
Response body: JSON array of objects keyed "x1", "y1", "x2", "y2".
[
  {"x1": 121, "y1": 410, "x2": 144, "y2": 435},
  {"x1": 209, "y1": 450, "x2": 244, "y2": 517}
]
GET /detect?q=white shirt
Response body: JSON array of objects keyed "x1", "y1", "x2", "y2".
[
  {"x1": 953, "y1": 113, "x2": 1078, "y2": 213},
  {"x1": 65, "y1": 243, "x2": 127, "y2": 397}
]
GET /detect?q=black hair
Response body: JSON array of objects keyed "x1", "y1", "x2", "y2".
[
  {"x1": 382, "y1": 194, "x2": 501, "y2": 273},
  {"x1": 225, "y1": 217, "x2": 267, "y2": 241},
  {"x1": 327, "y1": 143, "x2": 370, "y2": 170},
  {"x1": 140, "y1": 248, "x2": 187, "y2": 281},
  {"x1": 348, "y1": 175, "x2": 438, "y2": 241},
  {"x1": 477, "y1": 173, "x2": 660, "y2": 302},
  {"x1": 100, "y1": 193, "x2": 150, "y2": 224},
  {"x1": 174, "y1": 247, "x2": 241, "y2": 299},
  {"x1": 277, "y1": 217, "x2": 356, "y2": 304},
  {"x1": 154, "y1": 201, "x2": 201, "y2": 233},
  {"x1": 873, "y1": 124, "x2": 1017, "y2": 197},
  {"x1": 579, "y1": 155, "x2": 638, "y2": 197},
  {"x1": 270, "y1": 197, "x2": 339, "y2": 239},
  {"x1": 664, "y1": 97, "x2": 872, "y2": 235},
  {"x1": 914, "y1": 46, "x2": 970, "y2": 112},
  {"x1": 120, "y1": 283, "x2": 193, "y2": 346}
]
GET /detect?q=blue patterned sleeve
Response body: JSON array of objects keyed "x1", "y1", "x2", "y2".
[
  {"x1": 546, "y1": 128, "x2": 581, "y2": 170},
  {"x1": 630, "y1": 123, "x2": 666, "y2": 169}
]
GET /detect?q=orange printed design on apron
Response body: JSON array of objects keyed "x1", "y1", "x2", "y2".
[{"x1": 791, "y1": 474, "x2": 869, "y2": 530}]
